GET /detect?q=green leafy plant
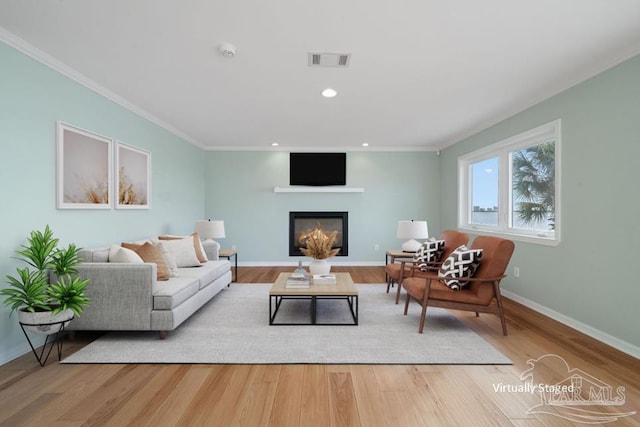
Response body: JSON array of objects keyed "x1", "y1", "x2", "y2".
[
  {"x1": 47, "y1": 276, "x2": 90, "y2": 316},
  {"x1": 2, "y1": 267, "x2": 50, "y2": 313},
  {"x1": 1, "y1": 225, "x2": 90, "y2": 317}
]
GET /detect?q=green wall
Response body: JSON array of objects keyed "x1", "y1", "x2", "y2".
[
  {"x1": 204, "y1": 151, "x2": 441, "y2": 264},
  {"x1": 440, "y1": 54, "x2": 640, "y2": 352},
  {"x1": 0, "y1": 43, "x2": 206, "y2": 364}
]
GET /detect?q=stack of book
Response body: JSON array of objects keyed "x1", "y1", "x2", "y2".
[
  {"x1": 286, "y1": 272, "x2": 310, "y2": 288},
  {"x1": 312, "y1": 274, "x2": 337, "y2": 285}
]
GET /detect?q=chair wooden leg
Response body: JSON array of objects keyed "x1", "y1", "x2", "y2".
[
  {"x1": 475, "y1": 312, "x2": 479, "y2": 317},
  {"x1": 499, "y1": 312, "x2": 508, "y2": 336},
  {"x1": 403, "y1": 293, "x2": 410, "y2": 315},
  {"x1": 418, "y1": 303, "x2": 428, "y2": 333},
  {"x1": 395, "y1": 279, "x2": 403, "y2": 304},
  {"x1": 493, "y1": 280, "x2": 508, "y2": 336},
  {"x1": 386, "y1": 278, "x2": 391, "y2": 293}
]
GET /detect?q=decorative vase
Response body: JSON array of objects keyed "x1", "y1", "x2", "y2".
[
  {"x1": 18, "y1": 308, "x2": 74, "y2": 335},
  {"x1": 309, "y1": 258, "x2": 331, "y2": 275}
]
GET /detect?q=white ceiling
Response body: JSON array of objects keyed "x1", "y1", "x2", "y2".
[{"x1": 1, "y1": 1, "x2": 640, "y2": 151}]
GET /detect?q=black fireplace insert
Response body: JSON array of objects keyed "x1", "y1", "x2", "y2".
[{"x1": 289, "y1": 211, "x2": 348, "y2": 256}]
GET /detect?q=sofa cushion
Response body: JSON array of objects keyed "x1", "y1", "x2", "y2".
[
  {"x1": 438, "y1": 245, "x2": 482, "y2": 291},
  {"x1": 177, "y1": 260, "x2": 231, "y2": 289},
  {"x1": 153, "y1": 277, "x2": 200, "y2": 310},
  {"x1": 414, "y1": 238, "x2": 445, "y2": 271},
  {"x1": 159, "y1": 233, "x2": 208, "y2": 263},
  {"x1": 108, "y1": 244, "x2": 144, "y2": 263},
  {"x1": 79, "y1": 247, "x2": 110, "y2": 263},
  {"x1": 121, "y1": 241, "x2": 170, "y2": 281}
]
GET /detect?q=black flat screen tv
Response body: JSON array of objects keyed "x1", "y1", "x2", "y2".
[{"x1": 289, "y1": 152, "x2": 346, "y2": 186}]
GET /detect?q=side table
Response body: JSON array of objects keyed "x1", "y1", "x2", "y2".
[
  {"x1": 385, "y1": 249, "x2": 414, "y2": 266},
  {"x1": 385, "y1": 249, "x2": 415, "y2": 283},
  {"x1": 219, "y1": 249, "x2": 238, "y2": 282}
]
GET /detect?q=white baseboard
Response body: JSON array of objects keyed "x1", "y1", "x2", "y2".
[
  {"x1": 236, "y1": 261, "x2": 385, "y2": 267},
  {"x1": 502, "y1": 290, "x2": 639, "y2": 359}
]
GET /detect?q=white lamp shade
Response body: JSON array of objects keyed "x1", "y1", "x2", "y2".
[
  {"x1": 396, "y1": 220, "x2": 428, "y2": 252},
  {"x1": 195, "y1": 220, "x2": 225, "y2": 241}
]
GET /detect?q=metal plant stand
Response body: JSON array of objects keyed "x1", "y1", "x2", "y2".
[{"x1": 19, "y1": 316, "x2": 73, "y2": 367}]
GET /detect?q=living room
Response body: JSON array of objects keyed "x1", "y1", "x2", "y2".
[{"x1": 1, "y1": 2, "x2": 639, "y2": 424}]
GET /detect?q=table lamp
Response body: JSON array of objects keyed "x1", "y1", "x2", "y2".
[
  {"x1": 195, "y1": 219, "x2": 226, "y2": 244},
  {"x1": 397, "y1": 220, "x2": 429, "y2": 252}
]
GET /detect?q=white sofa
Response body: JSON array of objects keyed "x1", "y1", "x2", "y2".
[{"x1": 67, "y1": 240, "x2": 232, "y2": 338}]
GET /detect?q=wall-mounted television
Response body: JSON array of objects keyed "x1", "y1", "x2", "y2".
[{"x1": 289, "y1": 152, "x2": 346, "y2": 186}]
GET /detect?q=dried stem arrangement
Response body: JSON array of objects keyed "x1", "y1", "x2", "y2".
[{"x1": 299, "y1": 226, "x2": 340, "y2": 259}]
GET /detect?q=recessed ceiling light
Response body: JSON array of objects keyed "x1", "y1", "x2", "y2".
[
  {"x1": 322, "y1": 88, "x2": 337, "y2": 98},
  {"x1": 362, "y1": 143, "x2": 369, "y2": 147},
  {"x1": 218, "y1": 42, "x2": 237, "y2": 57},
  {"x1": 271, "y1": 142, "x2": 279, "y2": 147}
]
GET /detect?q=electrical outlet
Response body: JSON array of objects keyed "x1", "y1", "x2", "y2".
[
  {"x1": 374, "y1": 244, "x2": 379, "y2": 251},
  {"x1": 513, "y1": 266, "x2": 520, "y2": 278}
]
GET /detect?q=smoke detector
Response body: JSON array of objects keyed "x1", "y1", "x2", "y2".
[{"x1": 219, "y1": 42, "x2": 237, "y2": 58}]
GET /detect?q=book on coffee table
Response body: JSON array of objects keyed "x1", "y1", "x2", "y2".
[
  {"x1": 286, "y1": 275, "x2": 310, "y2": 288},
  {"x1": 312, "y1": 274, "x2": 336, "y2": 284}
]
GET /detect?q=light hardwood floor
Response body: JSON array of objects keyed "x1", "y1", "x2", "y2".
[{"x1": 0, "y1": 267, "x2": 638, "y2": 426}]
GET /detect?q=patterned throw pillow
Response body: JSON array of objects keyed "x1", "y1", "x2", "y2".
[
  {"x1": 438, "y1": 245, "x2": 483, "y2": 291},
  {"x1": 413, "y1": 238, "x2": 445, "y2": 271}
]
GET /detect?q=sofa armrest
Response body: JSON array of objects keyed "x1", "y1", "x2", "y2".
[
  {"x1": 202, "y1": 241, "x2": 220, "y2": 261},
  {"x1": 66, "y1": 262, "x2": 158, "y2": 330}
]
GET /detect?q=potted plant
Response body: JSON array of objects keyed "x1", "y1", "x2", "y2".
[
  {"x1": 299, "y1": 226, "x2": 340, "y2": 275},
  {"x1": 1, "y1": 225, "x2": 90, "y2": 334}
]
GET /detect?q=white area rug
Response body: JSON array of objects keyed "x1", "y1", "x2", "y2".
[{"x1": 62, "y1": 284, "x2": 511, "y2": 364}]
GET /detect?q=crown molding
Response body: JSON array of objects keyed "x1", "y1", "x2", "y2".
[
  {"x1": 0, "y1": 26, "x2": 206, "y2": 150},
  {"x1": 204, "y1": 145, "x2": 438, "y2": 152},
  {"x1": 436, "y1": 44, "x2": 640, "y2": 151}
]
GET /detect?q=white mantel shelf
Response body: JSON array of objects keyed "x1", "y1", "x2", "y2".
[{"x1": 274, "y1": 186, "x2": 364, "y2": 193}]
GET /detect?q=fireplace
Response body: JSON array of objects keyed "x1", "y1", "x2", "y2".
[{"x1": 289, "y1": 211, "x2": 348, "y2": 257}]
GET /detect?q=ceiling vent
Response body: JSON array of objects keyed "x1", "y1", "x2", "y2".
[{"x1": 308, "y1": 52, "x2": 351, "y2": 67}]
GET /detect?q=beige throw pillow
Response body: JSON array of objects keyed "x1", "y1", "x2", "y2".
[
  {"x1": 108, "y1": 244, "x2": 144, "y2": 263},
  {"x1": 121, "y1": 241, "x2": 170, "y2": 281},
  {"x1": 158, "y1": 236, "x2": 202, "y2": 267},
  {"x1": 159, "y1": 233, "x2": 207, "y2": 263},
  {"x1": 152, "y1": 240, "x2": 179, "y2": 277}
]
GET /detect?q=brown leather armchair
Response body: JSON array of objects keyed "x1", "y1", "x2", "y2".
[
  {"x1": 385, "y1": 230, "x2": 469, "y2": 303},
  {"x1": 402, "y1": 235, "x2": 515, "y2": 335}
]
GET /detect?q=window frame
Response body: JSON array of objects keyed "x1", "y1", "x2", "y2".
[{"x1": 458, "y1": 120, "x2": 561, "y2": 246}]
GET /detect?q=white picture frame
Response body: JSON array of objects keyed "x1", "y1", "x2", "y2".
[
  {"x1": 56, "y1": 121, "x2": 113, "y2": 209},
  {"x1": 115, "y1": 142, "x2": 151, "y2": 209}
]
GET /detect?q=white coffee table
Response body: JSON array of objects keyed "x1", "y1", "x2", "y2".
[{"x1": 269, "y1": 272, "x2": 358, "y2": 325}]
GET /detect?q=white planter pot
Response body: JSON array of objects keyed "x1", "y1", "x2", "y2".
[
  {"x1": 19, "y1": 308, "x2": 74, "y2": 335},
  {"x1": 309, "y1": 258, "x2": 331, "y2": 275}
]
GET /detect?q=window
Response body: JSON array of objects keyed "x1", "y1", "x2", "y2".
[{"x1": 458, "y1": 120, "x2": 560, "y2": 245}]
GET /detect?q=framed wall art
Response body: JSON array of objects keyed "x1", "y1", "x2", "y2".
[
  {"x1": 115, "y1": 142, "x2": 151, "y2": 209},
  {"x1": 56, "y1": 121, "x2": 113, "y2": 209}
]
